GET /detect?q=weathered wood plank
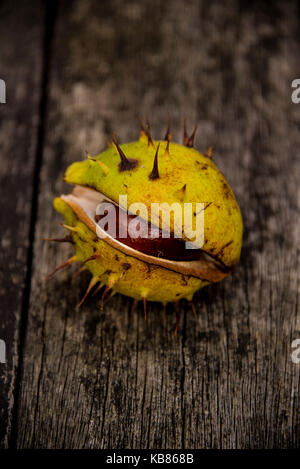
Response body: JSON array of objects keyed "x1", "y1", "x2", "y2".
[
  {"x1": 0, "y1": 1, "x2": 45, "y2": 447},
  {"x1": 17, "y1": 0, "x2": 300, "y2": 448}
]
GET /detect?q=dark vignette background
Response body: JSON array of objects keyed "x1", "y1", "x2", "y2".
[{"x1": 0, "y1": 0, "x2": 300, "y2": 449}]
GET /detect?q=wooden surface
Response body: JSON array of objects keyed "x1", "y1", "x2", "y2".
[
  {"x1": 0, "y1": 1, "x2": 45, "y2": 447},
  {"x1": 1, "y1": 0, "x2": 300, "y2": 448}
]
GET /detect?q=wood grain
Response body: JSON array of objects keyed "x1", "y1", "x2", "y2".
[
  {"x1": 0, "y1": 1, "x2": 45, "y2": 448},
  {"x1": 6, "y1": 0, "x2": 300, "y2": 448}
]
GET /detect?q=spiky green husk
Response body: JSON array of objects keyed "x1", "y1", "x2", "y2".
[
  {"x1": 52, "y1": 122, "x2": 243, "y2": 305},
  {"x1": 64, "y1": 139, "x2": 242, "y2": 267}
]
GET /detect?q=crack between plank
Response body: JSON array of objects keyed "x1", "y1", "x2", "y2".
[
  {"x1": 180, "y1": 305, "x2": 187, "y2": 449},
  {"x1": 9, "y1": 0, "x2": 58, "y2": 449}
]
